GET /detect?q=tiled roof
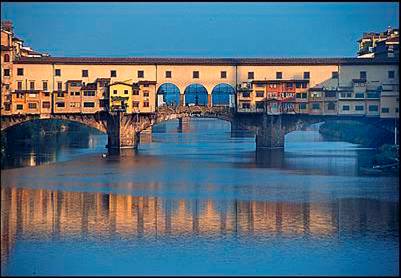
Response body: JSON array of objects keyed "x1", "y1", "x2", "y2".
[
  {"x1": 252, "y1": 79, "x2": 309, "y2": 84},
  {"x1": 108, "y1": 81, "x2": 132, "y2": 87},
  {"x1": 81, "y1": 83, "x2": 97, "y2": 90},
  {"x1": 13, "y1": 56, "x2": 399, "y2": 66},
  {"x1": 138, "y1": 80, "x2": 157, "y2": 85},
  {"x1": 386, "y1": 36, "x2": 399, "y2": 43},
  {"x1": 12, "y1": 36, "x2": 23, "y2": 42}
]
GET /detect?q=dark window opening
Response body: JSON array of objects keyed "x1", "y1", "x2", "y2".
[
  {"x1": 242, "y1": 102, "x2": 251, "y2": 109},
  {"x1": 84, "y1": 102, "x2": 95, "y2": 108},
  {"x1": 28, "y1": 103, "x2": 37, "y2": 109},
  {"x1": 327, "y1": 102, "x2": 335, "y2": 110},
  {"x1": 325, "y1": 91, "x2": 336, "y2": 98}
]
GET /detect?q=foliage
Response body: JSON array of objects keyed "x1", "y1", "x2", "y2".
[{"x1": 319, "y1": 120, "x2": 394, "y2": 147}]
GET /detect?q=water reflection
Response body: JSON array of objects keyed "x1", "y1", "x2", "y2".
[
  {"x1": 1, "y1": 133, "x2": 107, "y2": 169},
  {"x1": 1, "y1": 186, "x2": 399, "y2": 270}
]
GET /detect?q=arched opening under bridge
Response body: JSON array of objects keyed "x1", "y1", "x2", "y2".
[
  {"x1": 184, "y1": 84, "x2": 208, "y2": 106},
  {"x1": 211, "y1": 83, "x2": 235, "y2": 107},
  {"x1": 1, "y1": 119, "x2": 107, "y2": 168},
  {"x1": 157, "y1": 83, "x2": 180, "y2": 107}
]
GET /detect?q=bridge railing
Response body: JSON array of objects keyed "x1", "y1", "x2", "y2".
[{"x1": 156, "y1": 105, "x2": 232, "y2": 115}]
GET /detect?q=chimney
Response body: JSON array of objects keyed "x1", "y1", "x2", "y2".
[{"x1": 1, "y1": 20, "x2": 13, "y2": 33}]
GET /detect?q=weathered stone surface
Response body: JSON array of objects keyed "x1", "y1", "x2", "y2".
[{"x1": 2, "y1": 109, "x2": 396, "y2": 153}]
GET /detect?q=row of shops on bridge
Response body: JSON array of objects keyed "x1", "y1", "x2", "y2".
[
  {"x1": 1, "y1": 21, "x2": 399, "y2": 119},
  {"x1": 1, "y1": 76, "x2": 399, "y2": 118}
]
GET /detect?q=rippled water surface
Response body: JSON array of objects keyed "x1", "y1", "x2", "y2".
[{"x1": 1, "y1": 118, "x2": 399, "y2": 276}]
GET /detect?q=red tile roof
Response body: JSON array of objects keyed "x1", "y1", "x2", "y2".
[
  {"x1": 81, "y1": 83, "x2": 97, "y2": 90},
  {"x1": 13, "y1": 56, "x2": 398, "y2": 66},
  {"x1": 138, "y1": 80, "x2": 157, "y2": 85},
  {"x1": 108, "y1": 81, "x2": 132, "y2": 87},
  {"x1": 12, "y1": 36, "x2": 23, "y2": 42},
  {"x1": 386, "y1": 36, "x2": 399, "y2": 43},
  {"x1": 252, "y1": 79, "x2": 309, "y2": 84}
]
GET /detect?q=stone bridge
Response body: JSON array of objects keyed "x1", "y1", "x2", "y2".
[{"x1": 1, "y1": 107, "x2": 397, "y2": 152}]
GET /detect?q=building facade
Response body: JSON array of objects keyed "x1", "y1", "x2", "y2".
[
  {"x1": 357, "y1": 26, "x2": 399, "y2": 58},
  {"x1": 1, "y1": 21, "x2": 399, "y2": 120}
]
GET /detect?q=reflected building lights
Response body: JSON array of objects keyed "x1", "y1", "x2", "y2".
[{"x1": 1, "y1": 186, "x2": 398, "y2": 267}]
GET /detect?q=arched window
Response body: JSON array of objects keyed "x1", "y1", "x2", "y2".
[
  {"x1": 184, "y1": 84, "x2": 208, "y2": 106},
  {"x1": 4, "y1": 54, "x2": 10, "y2": 62},
  {"x1": 211, "y1": 83, "x2": 235, "y2": 106},
  {"x1": 157, "y1": 83, "x2": 180, "y2": 106}
]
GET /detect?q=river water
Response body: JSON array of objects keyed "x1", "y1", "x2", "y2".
[{"x1": 1, "y1": 118, "x2": 399, "y2": 276}]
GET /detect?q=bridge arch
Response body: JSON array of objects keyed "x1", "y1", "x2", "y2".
[
  {"x1": 156, "y1": 83, "x2": 180, "y2": 107},
  {"x1": 211, "y1": 83, "x2": 235, "y2": 107},
  {"x1": 1, "y1": 114, "x2": 108, "y2": 134},
  {"x1": 184, "y1": 84, "x2": 208, "y2": 106}
]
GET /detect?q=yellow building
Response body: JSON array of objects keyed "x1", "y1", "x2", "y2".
[{"x1": 109, "y1": 81, "x2": 133, "y2": 113}]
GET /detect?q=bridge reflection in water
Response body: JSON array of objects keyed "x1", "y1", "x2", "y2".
[{"x1": 1, "y1": 186, "x2": 398, "y2": 267}]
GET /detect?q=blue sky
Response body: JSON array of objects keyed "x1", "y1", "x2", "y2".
[{"x1": 1, "y1": 2, "x2": 399, "y2": 58}]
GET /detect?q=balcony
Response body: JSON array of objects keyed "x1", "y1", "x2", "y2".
[
  {"x1": 324, "y1": 91, "x2": 337, "y2": 99},
  {"x1": 236, "y1": 83, "x2": 252, "y2": 92},
  {"x1": 338, "y1": 92, "x2": 353, "y2": 99},
  {"x1": 366, "y1": 91, "x2": 381, "y2": 99},
  {"x1": 382, "y1": 84, "x2": 399, "y2": 92}
]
